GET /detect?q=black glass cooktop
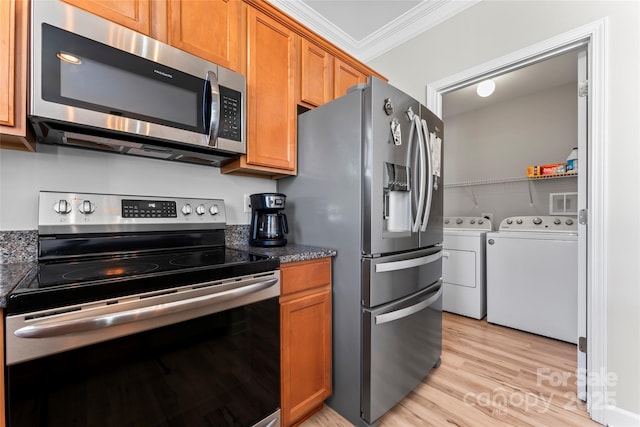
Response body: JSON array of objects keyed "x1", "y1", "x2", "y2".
[{"x1": 7, "y1": 247, "x2": 279, "y2": 315}]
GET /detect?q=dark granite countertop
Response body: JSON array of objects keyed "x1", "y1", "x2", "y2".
[
  {"x1": 0, "y1": 262, "x2": 37, "y2": 308},
  {"x1": 229, "y1": 243, "x2": 337, "y2": 264}
]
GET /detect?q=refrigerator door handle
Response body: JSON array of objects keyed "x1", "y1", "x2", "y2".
[
  {"x1": 375, "y1": 251, "x2": 442, "y2": 273},
  {"x1": 420, "y1": 119, "x2": 434, "y2": 232},
  {"x1": 412, "y1": 116, "x2": 427, "y2": 232},
  {"x1": 375, "y1": 286, "x2": 443, "y2": 325}
]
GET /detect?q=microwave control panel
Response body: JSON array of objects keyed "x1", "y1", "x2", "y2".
[{"x1": 219, "y1": 86, "x2": 242, "y2": 142}]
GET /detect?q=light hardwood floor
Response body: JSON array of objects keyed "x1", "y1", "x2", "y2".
[{"x1": 301, "y1": 312, "x2": 601, "y2": 427}]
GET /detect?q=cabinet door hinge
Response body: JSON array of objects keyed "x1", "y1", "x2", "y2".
[
  {"x1": 579, "y1": 80, "x2": 589, "y2": 97},
  {"x1": 579, "y1": 336, "x2": 587, "y2": 353}
]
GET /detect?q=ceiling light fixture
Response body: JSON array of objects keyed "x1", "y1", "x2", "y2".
[
  {"x1": 476, "y1": 79, "x2": 495, "y2": 97},
  {"x1": 56, "y1": 52, "x2": 82, "y2": 65}
]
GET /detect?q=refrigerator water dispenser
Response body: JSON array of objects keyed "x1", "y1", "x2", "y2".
[{"x1": 383, "y1": 162, "x2": 411, "y2": 234}]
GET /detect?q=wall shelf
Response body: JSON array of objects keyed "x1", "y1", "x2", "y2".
[
  {"x1": 527, "y1": 171, "x2": 578, "y2": 180},
  {"x1": 444, "y1": 172, "x2": 579, "y2": 208},
  {"x1": 445, "y1": 172, "x2": 578, "y2": 188}
]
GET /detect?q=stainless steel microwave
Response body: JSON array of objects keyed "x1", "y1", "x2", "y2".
[{"x1": 29, "y1": 1, "x2": 246, "y2": 167}]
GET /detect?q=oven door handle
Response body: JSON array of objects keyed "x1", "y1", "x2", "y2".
[{"x1": 14, "y1": 277, "x2": 278, "y2": 339}]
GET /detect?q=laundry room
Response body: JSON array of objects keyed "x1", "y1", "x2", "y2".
[
  {"x1": 442, "y1": 50, "x2": 580, "y2": 226},
  {"x1": 440, "y1": 47, "x2": 584, "y2": 344}
]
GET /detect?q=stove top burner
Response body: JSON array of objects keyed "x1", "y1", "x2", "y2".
[
  {"x1": 61, "y1": 262, "x2": 160, "y2": 281},
  {"x1": 8, "y1": 247, "x2": 279, "y2": 315}
]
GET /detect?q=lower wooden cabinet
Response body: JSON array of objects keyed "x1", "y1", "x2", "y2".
[{"x1": 280, "y1": 258, "x2": 332, "y2": 426}]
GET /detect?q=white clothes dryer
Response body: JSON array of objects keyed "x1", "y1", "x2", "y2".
[
  {"x1": 486, "y1": 216, "x2": 578, "y2": 343},
  {"x1": 442, "y1": 216, "x2": 493, "y2": 319}
]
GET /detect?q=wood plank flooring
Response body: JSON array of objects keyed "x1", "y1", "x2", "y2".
[{"x1": 301, "y1": 312, "x2": 600, "y2": 427}]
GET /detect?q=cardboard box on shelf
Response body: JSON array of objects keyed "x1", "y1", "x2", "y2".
[{"x1": 540, "y1": 163, "x2": 567, "y2": 175}]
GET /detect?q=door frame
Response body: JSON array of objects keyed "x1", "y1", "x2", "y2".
[{"x1": 425, "y1": 18, "x2": 608, "y2": 424}]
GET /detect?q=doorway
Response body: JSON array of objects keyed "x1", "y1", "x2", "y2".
[{"x1": 426, "y1": 19, "x2": 607, "y2": 425}]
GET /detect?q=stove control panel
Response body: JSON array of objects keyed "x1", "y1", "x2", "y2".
[
  {"x1": 498, "y1": 216, "x2": 577, "y2": 233},
  {"x1": 39, "y1": 191, "x2": 227, "y2": 234},
  {"x1": 444, "y1": 216, "x2": 493, "y2": 231}
]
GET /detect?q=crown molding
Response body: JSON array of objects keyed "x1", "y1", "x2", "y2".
[{"x1": 268, "y1": 0, "x2": 481, "y2": 62}]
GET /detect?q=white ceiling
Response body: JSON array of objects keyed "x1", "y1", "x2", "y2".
[
  {"x1": 267, "y1": 0, "x2": 579, "y2": 118},
  {"x1": 443, "y1": 50, "x2": 580, "y2": 118},
  {"x1": 267, "y1": 0, "x2": 480, "y2": 62}
]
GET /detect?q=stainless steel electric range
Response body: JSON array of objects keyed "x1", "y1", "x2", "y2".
[{"x1": 4, "y1": 191, "x2": 281, "y2": 427}]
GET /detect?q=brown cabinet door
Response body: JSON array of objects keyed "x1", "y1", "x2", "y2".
[
  {"x1": 245, "y1": 9, "x2": 297, "y2": 172},
  {"x1": 281, "y1": 288, "x2": 332, "y2": 426},
  {"x1": 299, "y1": 38, "x2": 333, "y2": 107},
  {"x1": 0, "y1": 0, "x2": 31, "y2": 151},
  {"x1": 334, "y1": 57, "x2": 367, "y2": 99},
  {"x1": 61, "y1": 0, "x2": 151, "y2": 35},
  {"x1": 167, "y1": 0, "x2": 246, "y2": 72}
]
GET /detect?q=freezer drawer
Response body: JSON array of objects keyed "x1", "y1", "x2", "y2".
[
  {"x1": 362, "y1": 281, "x2": 442, "y2": 425},
  {"x1": 363, "y1": 247, "x2": 442, "y2": 308}
]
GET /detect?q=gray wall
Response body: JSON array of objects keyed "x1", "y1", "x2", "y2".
[
  {"x1": 443, "y1": 83, "x2": 578, "y2": 227},
  {"x1": 369, "y1": 0, "x2": 640, "y2": 418},
  {"x1": 0, "y1": 145, "x2": 277, "y2": 230}
]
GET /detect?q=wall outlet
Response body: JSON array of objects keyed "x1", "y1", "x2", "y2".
[
  {"x1": 243, "y1": 194, "x2": 252, "y2": 213},
  {"x1": 481, "y1": 213, "x2": 494, "y2": 223}
]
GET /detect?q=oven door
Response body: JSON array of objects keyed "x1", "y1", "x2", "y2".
[{"x1": 5, "y1": 280, "x2": 281, "y2": 427}]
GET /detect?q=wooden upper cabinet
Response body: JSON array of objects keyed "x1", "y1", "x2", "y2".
[
  {"x1": 299, "y1": 38, "x2": 332, "y2": 107},
  {"x1": 167, "y1": 0, "x2": 246, "y2": 72},
  {"x1": 0, "y1": 0, "x2": 32, "y2": 151},
  {"x1": 223, "y1": 8, "x2": 297, "y2": 175},
  {"x1": 334, "y1": 57, "x2": 367, "y2": 99},
  {"x1": 61, "y1": 0, "x2": 151, "y2": 35}
]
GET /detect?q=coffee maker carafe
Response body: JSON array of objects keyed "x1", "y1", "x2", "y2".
[{"x1": 249, "y1": 193, "x2": 288, "y2": 247}]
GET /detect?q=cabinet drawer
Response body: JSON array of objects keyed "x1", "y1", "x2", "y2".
[{"x1": 281, "y1": 258, "x2": 331, "y2": 296}]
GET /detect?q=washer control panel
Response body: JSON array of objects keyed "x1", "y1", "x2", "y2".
[
  {"x1": 444, "y1": 216, "x2": 493, "y2": 231},
  {"x1": 499, "y1": 216, "x2": 577, "y2": 233}
]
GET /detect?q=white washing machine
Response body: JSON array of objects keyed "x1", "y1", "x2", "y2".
[
  {"x1": 442, "y1": 216, "x2": 493, "y2": 319},
  {"x1": 486, "y1": 216, "x2": 578, "y2": 343}
]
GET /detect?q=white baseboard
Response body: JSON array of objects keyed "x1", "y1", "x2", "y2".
[{"x1": 606, "y1": 405, "x2": 640, "y2": 427}]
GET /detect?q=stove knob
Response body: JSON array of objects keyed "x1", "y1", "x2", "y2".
[
  {"x1": 54, "y1": 200, "x2": 72, "y2": 214},
  {"x1": 516, "y1": 219, "x2": 523, "y2": 224},
  {"x1": 470, "y1": 219, "x2": 476, "y2": 224},
  {"x1": 444, "y1": 219, "x2": 450, "y2": 224},
  {"x1": 210, "y1": 204, "x2": 219, "y2": 216},
  {"x1": 456, "y1": 218, "x2": 463, "y2": 224},
  {"x1": 195, "y1": 204, "x2": 206, "y2": 215},
  {"x1": 181, "y1": 204, "x2": 192, "y2": 215},
  {"x1": 565, "y1": 218, "x2": 574, "y2": 225},
  {"x1": 78, "y1": 200, "x2": 96, "y2": 214},
  {"x1": 478, "y1": 219, "x2": 484, "y2": 224},
  {"x1": 554, "y1": 218, "x2": 561, "y2": 225},
  {"x1": 506, "y1": 219, "x2": 513, "y2": 224},
  {"x1": 533, "y1": 217, "x2": 542, "y2": 225}
]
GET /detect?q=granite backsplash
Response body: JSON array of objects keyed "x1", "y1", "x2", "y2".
[
  {"x1": 0, "y1": 230, "x2": 38, "y2": 264},
  {"x1": 0, "y1": 226, "x2": 251, "y2": 264}
]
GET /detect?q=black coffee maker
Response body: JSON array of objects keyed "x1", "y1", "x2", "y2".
[{"x1": 249, "y1": 193, "x2": 288, "y2": 247}]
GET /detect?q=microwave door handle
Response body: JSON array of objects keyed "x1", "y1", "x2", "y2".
[
  {"x1": 413, "y1": 116, "x2": 427, "y2": 232},
  {"x1": 206, "y1": 70, "x2": 221, "y2": 146},
  {"x1": 420, "y1": 118, "x2": 434, "y2": 232}
]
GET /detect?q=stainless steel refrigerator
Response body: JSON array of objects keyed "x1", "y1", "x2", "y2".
[{"x1": 279, "y1": 77, "x2": 443, "y2": 427}]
